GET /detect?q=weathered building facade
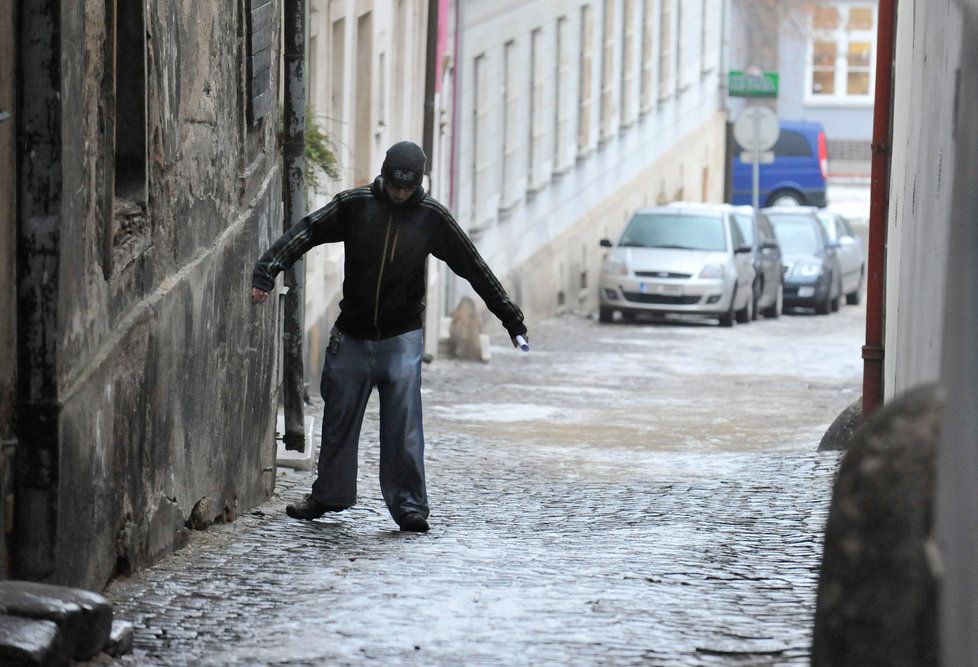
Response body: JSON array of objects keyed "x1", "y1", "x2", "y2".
[
  {"x1": 448, "y1": 0, "x2": 728, "y2": 323},
  {"x1": 1, "y1": 2, "x2": 17, "y2": 578},
  {"x1": 6, "y1": 0, "x2": 283, "y2": 589}
]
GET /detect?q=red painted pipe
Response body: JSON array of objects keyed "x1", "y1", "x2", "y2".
[{"x1": 862, "y1": 0, "x2": 897, "y2": 419}]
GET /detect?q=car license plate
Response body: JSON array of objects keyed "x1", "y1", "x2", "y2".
[{"x1": 639, "y1": 283, "x2": 683, "y2": 296}]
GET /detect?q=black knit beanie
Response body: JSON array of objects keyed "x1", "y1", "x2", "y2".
[{"x1": 381, "y1": 141, "x2": 427, "y2": 189}]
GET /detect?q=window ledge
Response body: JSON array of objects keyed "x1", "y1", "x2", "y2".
[{"x1": 803, "y1": 97, "x2": 875, "y2": 109}]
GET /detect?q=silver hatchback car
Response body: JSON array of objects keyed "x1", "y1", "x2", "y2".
[{"x1": 598, "y1": 204, "x2": 756, "y2": 327}]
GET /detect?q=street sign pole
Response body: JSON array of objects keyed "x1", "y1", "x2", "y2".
[
  {"x1": 734, "y1": 104, "x2": 778, "y2": 210},
  {"x1": 752, "y1": 109, "x2": 761, "y2": 209}
]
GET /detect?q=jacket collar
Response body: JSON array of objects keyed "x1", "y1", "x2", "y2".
[{"x1": 372, "y1": 176, "x2": 426, "y2": 206}]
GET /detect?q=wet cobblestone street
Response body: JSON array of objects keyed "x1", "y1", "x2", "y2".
[{"x1": 107, "y1": 306, "x2": 862, "y2": 665}]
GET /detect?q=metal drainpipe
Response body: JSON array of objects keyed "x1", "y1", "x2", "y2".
[
  {"x1": 861, "y1": 0, "x2": 897, "y2": 419},
  {"x1": 422, "y1": 0, "x2": 439, "y2": 179},
  {"x1": 281, "y1": 0, "x2": 306, "y2": 451}
]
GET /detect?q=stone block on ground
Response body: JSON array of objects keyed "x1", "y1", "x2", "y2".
[
  {"x1": 448, "y1": 297, "x2": 485, "y2": 362},
  {"x1": 104, "y1": 620, "x2": 134, "y2": 657},
  {"x1": 0, "y1": 581, "x2": 112, "y2": 660},
  {"x1": 0, "y1": 614, "x2": 66, "y2": 666},
  {"x1": 275, "y1": 414, "x2": 316, "y2": 471},
  {"x1": 812, "y1": 384, "x2": 941, "y2": 666},
  {"x1": 818, "y1": 397, "x2": 862, "y2": 451}
]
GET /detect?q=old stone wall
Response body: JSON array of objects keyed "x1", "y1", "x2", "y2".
[
  {"x1": 0, "y1": 1, "x2": 17, "y2": 577},
  {"x1": 17, "y1": 0, "x2": 281, "y2": 588}
]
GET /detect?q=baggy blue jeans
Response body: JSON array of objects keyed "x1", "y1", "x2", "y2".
[{"x1": 311, "y1": 327, "x2": 429, "y2": 521}]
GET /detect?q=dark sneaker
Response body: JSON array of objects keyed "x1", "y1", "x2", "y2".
[
  {"x1": 286, "y1": 494, "x2": 336, "y2": 520},
  {"x1": 397, "y1": 512, "x2": 429, "y2": 533}
]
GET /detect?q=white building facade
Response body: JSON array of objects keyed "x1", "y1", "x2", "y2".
[{"x1": 448, "y1": 0, "x2": 728, "y2": 324}]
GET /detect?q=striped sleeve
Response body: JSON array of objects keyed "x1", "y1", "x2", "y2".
[
  {"x1": 252, "y1": 193, "x2": 346, "y2": 292},
  {"x1": 426, "y1": 200, "x2": 527, "y2": 336}
]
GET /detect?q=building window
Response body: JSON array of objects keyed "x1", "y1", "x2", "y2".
[
  {"x1": 577, "y1": 4, "x2": 594, "y2": 156},
  {"x1": 247, "y1": 0, "x2": 275, "y2": 124},
  {"x1": 620, "y1": 0, "x2": 636, "y2": 128},
  {"x1": 806, "y1": 3, "x2": 876, "y2": 104},
  {"x1": 700, "y1": 0, "x2": 718, "y2": 76},
  {"x1": 378, "y1": 52, "x2": 387, "y2": 130},
  {"x1": 640, "y1": 0, "x2": 655, "y2": 113},
  {"x1": 528, "y1": 28, "x2": 546, "y2": 191},
  {"x1": 554, "y1": 16, "x2": 572, "y2": 172},
  {"x1": 658, "y1": 0, "x2": 672, "y2": 101},
  {"x1": 501, "y1": 39, "x2": 522, "y2": 209},
  {"x1": 102, "y1": 0, "x2": 149, "y2": 280},
  {"x1": 329, "y1": 18, "x2": 346, "y2": 153},
  {"x1": 599, "y1": 0, "x2": 617, "y2": 141},
  {"x1": 471, "y1": 54, "x2": 489, "y2": 222}
]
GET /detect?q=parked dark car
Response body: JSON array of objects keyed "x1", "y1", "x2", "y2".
[
  {"x1": 763, "y1": 207, "x2": 842, "y2": 315},
  {"x1": 731, "y1": 206, "x2": 784, "y2": 319},
  {"x1": 816, "y1": 211, "x2": 866, "y2": 305},
  {"x1": 733, "y1": 120, "x2": 829, "y2": 208}
]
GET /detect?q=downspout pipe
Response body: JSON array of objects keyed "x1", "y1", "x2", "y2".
[
  {"x1": 282, "y1": 0, "x2": 306, "y2": 451},
  {"x1": 862, "y1": 0, "x2": 896, "y2": 419},
  {"x1": 422, "y1": 0, "x2": 439, "y2": 178}
]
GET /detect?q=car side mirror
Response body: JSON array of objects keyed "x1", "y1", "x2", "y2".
[
  {"x1": 600, "y1": 238, "x2": 613, "y2": 248},
  {"x1": 827, "y1": 240, "x2": 842, "y2": 250},
  {"x1": 734, "y1": 245, "x2": 753, "y2": 254},
  {"x1": 839, "y1": 235, "x2": 856, "y2": 247},
  {"x1": 761, "y1": 239, "x2": 779, "y2": 251}
]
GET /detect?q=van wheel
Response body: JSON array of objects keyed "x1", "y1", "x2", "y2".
[{"x1": 766, "y1": 189, "x2": 804, "y2": 207}]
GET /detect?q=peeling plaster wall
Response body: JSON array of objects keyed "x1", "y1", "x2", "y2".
[
  {"x1": 883, "y1": 0, "x2": 960, "y2": 400},
  {"x1": 37, "y1": 1, "x2": 281, "y2": 587},
  {"x1": 0, "y1": 1, "x2": 17, "y2": 577}
]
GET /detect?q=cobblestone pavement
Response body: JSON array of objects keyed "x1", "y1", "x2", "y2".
[{"x1": 106, "y1": 304, "x2": 863, "y2": 665}]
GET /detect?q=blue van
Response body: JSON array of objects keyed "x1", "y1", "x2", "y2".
[{"x1": 732, "y1": 119, "x2": 828, "y2": 208}]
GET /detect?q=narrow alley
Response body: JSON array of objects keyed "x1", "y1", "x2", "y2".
[{"x1": 106, "y1": 303, "x2": 862, "y2": 665}]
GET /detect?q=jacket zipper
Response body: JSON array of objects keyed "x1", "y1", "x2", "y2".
[
  {"x1": 374, "y1": 212, "x2": 394, "y2": 331},
  {"x1": 390, "y1": 231, "x2": 399, "y2": 263}
]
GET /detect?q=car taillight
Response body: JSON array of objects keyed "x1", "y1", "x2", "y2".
[{"x1": 818, "y1": 132, "x2": 828, "y2": 180}]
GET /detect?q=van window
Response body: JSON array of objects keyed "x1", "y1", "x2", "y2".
[{"x1": 772, "y1": 130, "x2": 813, "y2": 157}]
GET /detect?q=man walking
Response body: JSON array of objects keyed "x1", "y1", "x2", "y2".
[{"x1": 251, "y1": 141, "x2": 528, "y2": 532}]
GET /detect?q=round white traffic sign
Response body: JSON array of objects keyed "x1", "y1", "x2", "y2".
[{"x1": 733, "y1": 106, "x2": 779, "y2": 152}]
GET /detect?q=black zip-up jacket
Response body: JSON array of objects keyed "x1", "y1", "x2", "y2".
[{"x1": 253, "y1": 177, "x2": 526, "y2": 341}]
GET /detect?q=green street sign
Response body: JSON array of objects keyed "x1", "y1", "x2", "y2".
[{"x1": 729, "y1": 70, "x2": 779, "y2": 98}]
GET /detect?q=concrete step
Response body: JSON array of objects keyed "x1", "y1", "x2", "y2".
[
  {"x1": 0, "y1": 581, "x2": 112, "y2": 660},
  {"x1": 0, "y1": 614, "x2": 65, "y2": 666}
]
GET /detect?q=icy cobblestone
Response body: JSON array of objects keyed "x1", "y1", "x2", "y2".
[{"x1": 107, "y1": 306, "x2": 863, "y2": 665}]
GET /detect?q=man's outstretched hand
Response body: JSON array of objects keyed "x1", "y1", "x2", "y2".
[{"x1": 252, "y1": 287, "x2": 269, "y2": 304}]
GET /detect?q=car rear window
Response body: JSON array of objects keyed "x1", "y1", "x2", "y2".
[
  {"x1": 769, "y1": 215, "x2": 822, "y2": 253},
  {"x1": 619, "y1": 214, "x2": 727, "y2": 252}
]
